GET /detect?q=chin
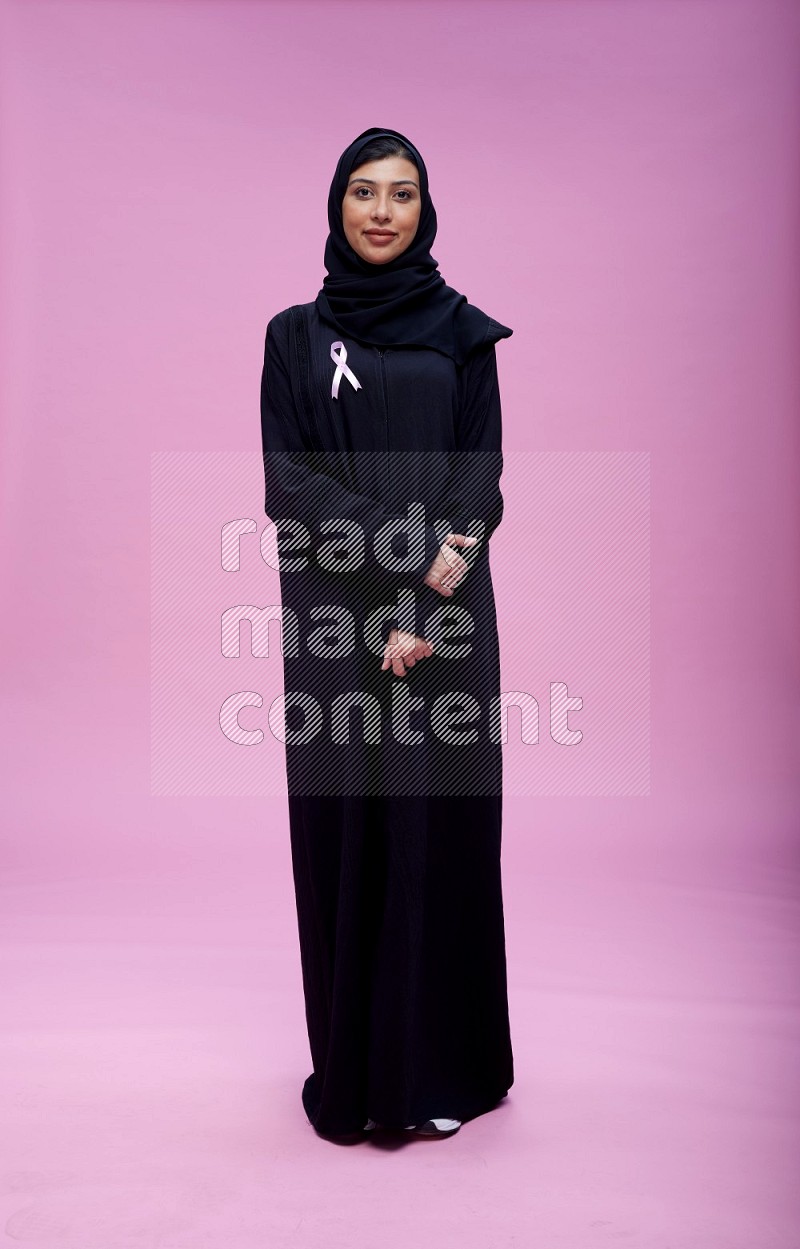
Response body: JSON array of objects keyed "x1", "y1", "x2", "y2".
[
  {"x1": 367, "y1": 243, "x2": 406, "y2": 262},
  {"x1": 359, "y1": 250, "x2": 394, "y2": 265}
]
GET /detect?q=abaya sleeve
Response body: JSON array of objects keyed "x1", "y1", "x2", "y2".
[
  {"x1": 260, "y1": 314, "x2": 443, "y2": 591},
  {"x1": 413, "y1": 340, "x2": 505, "y2": 630}
]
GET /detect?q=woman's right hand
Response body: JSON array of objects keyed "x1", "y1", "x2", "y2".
[
  {"x1": 422, "y1": 533, "x2": 477, "y2": 597},
  {"x1": 381, "y1": 628, "x2": 434, "y2": 678}
]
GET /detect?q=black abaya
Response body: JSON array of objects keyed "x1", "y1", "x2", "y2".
[{"x1": 260, "y1": 300, "x2": 514, "y2": 1134}]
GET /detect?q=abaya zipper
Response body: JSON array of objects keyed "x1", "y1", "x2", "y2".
[{"x1": 379, "y1": 349, "x2": 391, "y2": 499}]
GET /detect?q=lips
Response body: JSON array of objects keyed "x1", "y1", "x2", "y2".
[{"x1": 365, "y1": 231, "x2": 396, "y2": 239}]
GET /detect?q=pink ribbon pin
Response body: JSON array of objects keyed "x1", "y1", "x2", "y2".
[{"x1": 330, "y1": 341, "x2": 362, "y2": 400}]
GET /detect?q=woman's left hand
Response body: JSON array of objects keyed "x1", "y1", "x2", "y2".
[
  {"x1": 423, "y1": 533, "x2": 477, "y2": 597},
  {"x1": 381, "y1": 627, "x2": 434, "y2": 678}
]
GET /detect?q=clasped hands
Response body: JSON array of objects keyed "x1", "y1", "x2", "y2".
[{"x1": 380, "y1": 532, "x2": 477, "y2": 678}]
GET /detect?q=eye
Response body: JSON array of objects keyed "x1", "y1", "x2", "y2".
[{"x1": 395, "y1": 190, "x2": 413, "y2": 201}]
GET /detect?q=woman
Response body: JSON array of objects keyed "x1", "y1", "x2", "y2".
[{"x1": 260, "y1": 127, "x2": 514, "y2": 1141}]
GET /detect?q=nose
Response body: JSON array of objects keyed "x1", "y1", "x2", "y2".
[{"x1": 371, "y1": 193, "x2": 392, "y2": 223}]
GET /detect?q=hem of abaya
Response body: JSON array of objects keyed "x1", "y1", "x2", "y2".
[{"x1": 301, "y1": 1072, "x2": 514, "y2": 1139}]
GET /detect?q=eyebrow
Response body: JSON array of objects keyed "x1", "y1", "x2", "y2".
[{"x1": 347, "y1": 177, "x2": 419, "y2": 187}]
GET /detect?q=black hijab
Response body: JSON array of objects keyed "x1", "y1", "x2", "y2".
[{"x1": 314, "y1": 126, "x2": 512, "y2": 365}]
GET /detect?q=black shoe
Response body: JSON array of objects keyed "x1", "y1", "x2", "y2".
[{"x1": 404, "y1": 1118, "x2": 462, "y2": 1136}]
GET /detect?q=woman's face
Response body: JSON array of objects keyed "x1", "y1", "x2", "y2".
[{"x1": 341, "y1": 156, "x2": 421, "y2": 265}]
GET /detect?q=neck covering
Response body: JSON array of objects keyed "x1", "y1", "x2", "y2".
[{"x1": 315, "y1": 126, "x2": 512, "y2": 365}]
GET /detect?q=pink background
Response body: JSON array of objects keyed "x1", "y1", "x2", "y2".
[{"x1": 2, "y1": 0, "x2": 799, "y2": 1245}]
